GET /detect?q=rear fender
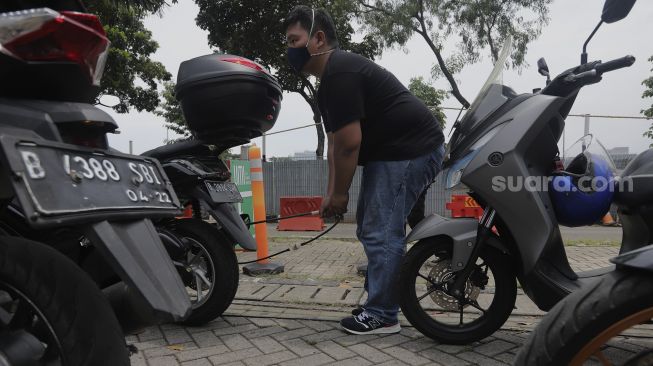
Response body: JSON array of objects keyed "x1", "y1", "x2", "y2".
[
  {"x1": 83, "y1": 219, "x2": 191, "y2": 322},
  {"x1": 192, "y1": 186, "x2": 257, "y2": 251}
]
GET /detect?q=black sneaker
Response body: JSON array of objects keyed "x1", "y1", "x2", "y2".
[
  {"x1": 351, "y1": 306, "x2": 365, "y2": 316},
  {"x1": 340, "y1": 311, "x2": 401, "y2": 335}
]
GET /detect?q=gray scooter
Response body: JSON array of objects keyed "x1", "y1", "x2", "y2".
[{"x1": 399, "y1": 0, "x2": 645, "y2": 344}]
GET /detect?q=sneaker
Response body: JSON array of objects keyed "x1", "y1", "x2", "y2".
[
  {"x1": 351, "y1": 306, "x2": 365, "y2": 316},
  {"x1": 340, "y1": 311, "x2": 401, "y2": 335}
]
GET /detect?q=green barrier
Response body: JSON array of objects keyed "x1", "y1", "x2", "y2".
[{"x1": 230, "y1": 159, "x2": 255, "y2": 237}]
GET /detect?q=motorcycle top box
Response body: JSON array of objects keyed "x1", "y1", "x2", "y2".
[{"x1": 175, "y1": 54, "x2": 283, "y2": 147}]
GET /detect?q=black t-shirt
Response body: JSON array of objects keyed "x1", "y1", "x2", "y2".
[{"x1": 318, "y1": 50, "x2": 444, "y2": 165}]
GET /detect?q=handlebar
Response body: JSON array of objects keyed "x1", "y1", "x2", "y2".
[
  {"x1": 595, "y1": 55, "x2": 636, "y2": 75},
  {"x1": 541, "y1": 55, "x2": 635, "y2": 98}
]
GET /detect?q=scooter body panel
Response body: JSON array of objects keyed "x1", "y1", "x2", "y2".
[
  {"x1": 611, "y1": 243, "x2": 653, "y2": 272},
  {"x1": 462, "y1": 94, "x2": 567, "y2": 274},
  {"x1": 162, "y1": 156, "x2": 258, "y2": 251}
]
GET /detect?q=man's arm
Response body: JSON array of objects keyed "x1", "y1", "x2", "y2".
[
  {"x1": 327, "y1": 132, "x2": 335, "y2": 196},
  {"x1": 321, "y1": 121, "x2": 361, "y2": 218},
  {"x1": 332, "y1": 121, "x2": 362, "y2": 197}
]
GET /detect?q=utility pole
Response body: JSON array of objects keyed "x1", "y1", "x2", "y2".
[{"x1": 129, "y1": 140, "x2": 133, "y2": 155}]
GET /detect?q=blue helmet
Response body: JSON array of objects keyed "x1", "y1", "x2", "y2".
[{"x1": 549, "y1": 152, "x2": 615, "y2": 227}]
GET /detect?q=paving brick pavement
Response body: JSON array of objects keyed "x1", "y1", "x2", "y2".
[
  {"x1": 130, "y1": 315, "x2": 651, "y2": 365},
  {"x1": 128, "y1": 226, "x2": 650, "y2": 365}
]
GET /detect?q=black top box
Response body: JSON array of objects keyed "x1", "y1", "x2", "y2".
[{"x1": 175, "y1": 54, "x2": 282, "y2": 147}]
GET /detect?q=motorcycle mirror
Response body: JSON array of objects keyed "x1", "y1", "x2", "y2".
[
  {"x1": 601, "y1": 0, "x2": 636, "y2": 24},
  {"x1": 537, "y1": 58, "x2": 550, "y2": 77},
  {"x1": 97, "y1": 94, "x2": 121, "y2": 108}
]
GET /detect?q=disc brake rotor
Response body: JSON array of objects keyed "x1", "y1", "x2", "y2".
[{"x1": 426, "y1": 259, "x2": 481, "y2": 311}]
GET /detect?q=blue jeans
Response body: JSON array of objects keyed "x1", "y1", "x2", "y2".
[{"x1": 356, "y1": 145, "x2": 445, "y2": 323}]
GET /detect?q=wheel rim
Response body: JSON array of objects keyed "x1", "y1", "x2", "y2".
[
  {"x1": 411, "y1": 247, "x2": 496, "y2": 329},
  {"x1": 174, "y1": 237, "x2": 216, "y2": 308},
  {"x1": 570, "y1": 306, "x2": 653, "y2": 366},
  {"x1": 0, "y1": 281, "x2": 65, "y2": 365}
]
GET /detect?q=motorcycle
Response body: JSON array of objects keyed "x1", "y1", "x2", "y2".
[
  {"x1": 0, "y1": 2, "x2": 192, "y2": 363},
  {"x1": 140, "y1": 53, "x2": 283, "y2": 325},
  {"x1": 399, "y1": 0, "x2": 642, "y2": 344},
  {"x1": 515, "y1": 243, "x2": 653, "y2": 365}
]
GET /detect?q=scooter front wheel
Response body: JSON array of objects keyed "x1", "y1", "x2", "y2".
[{"x1": 399, "y1": 237, "x2": 516, "y2": 344}]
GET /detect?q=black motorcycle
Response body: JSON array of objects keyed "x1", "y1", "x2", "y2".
[
  {"x1": 0, "y1": 2, "x2": 192, "y2": 364},
  {"x1": 140, "y1": 53, "x2": 283, "y2": 324},
  {"x1": 515, "y1": 244, "x2": 653, "y2": 365}
]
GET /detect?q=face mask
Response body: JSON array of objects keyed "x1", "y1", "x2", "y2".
[{"x1": 287, "y1": 9, "x2": 335, "y2": 74}]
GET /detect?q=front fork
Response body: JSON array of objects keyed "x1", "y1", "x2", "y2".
[{"x1": 449, "y1": 207, "x2": 497, "y2": 298}]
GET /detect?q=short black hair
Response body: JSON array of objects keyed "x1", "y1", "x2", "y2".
[{"x1": 283, "y1": 5, "x2": 339, "y2": 47}]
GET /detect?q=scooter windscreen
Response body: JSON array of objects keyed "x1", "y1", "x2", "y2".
[
  {"x1": 447, "y1": 37, "x2": 514, "y2": 156},
  {"x1": 444, "y1": 37, "x2": 515, "y2": 189}
]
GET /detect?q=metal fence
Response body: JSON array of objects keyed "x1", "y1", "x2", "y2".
[
  {"x1": 261, "y1": 153, "x2": 636, "y2": 223},
  {"x1": 262, "y1": 160, "x2": 465, "y2": 222}
]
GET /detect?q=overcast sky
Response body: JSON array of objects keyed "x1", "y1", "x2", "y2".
[{"x1": 105, "y1": 0, "x2": 653, "y2": 157}]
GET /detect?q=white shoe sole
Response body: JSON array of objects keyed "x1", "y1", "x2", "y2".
[{"x1": 342, "y1": 323, "x2": 401, "y2": 335}]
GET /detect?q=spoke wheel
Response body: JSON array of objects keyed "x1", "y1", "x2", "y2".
[
  {"x1": 176, "y1": 237, "x2": 216, "y2": 308},
  {"x1": 400, "y1": 237, "x2": 516, "y2": 344},
  {"x1": 169, "y1": 219, "x2": 239, "y2": 326}
]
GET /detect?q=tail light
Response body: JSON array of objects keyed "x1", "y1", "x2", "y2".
[
  {"x1": 0, "y1": 8, "x2": 110, "y2": 86},
  {"x1": 222, "y1": 57, "x2": 269, "y2": 74}
]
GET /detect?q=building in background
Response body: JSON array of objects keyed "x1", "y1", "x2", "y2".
[{"x1": 291, "y1": 150, "x2": 317, "y2": 161}]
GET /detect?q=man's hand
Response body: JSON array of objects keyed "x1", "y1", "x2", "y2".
[{"x1": 320, "y1": 192, "x2": 349, "y2": 218}]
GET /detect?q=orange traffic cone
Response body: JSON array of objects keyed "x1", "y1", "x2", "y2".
[{"x1": 601, "y1": 212, "x2": 616, "y2": 226}]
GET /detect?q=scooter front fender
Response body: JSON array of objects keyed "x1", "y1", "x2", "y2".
[{"x1": 407, "y1": 214, "x2": 509, "y2": 272}]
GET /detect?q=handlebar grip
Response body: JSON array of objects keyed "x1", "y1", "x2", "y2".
[{"x1": 595, "y1": 55, "x2": 636, "y2": 74}]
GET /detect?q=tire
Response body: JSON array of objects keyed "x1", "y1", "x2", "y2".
[
  {"x1": 169, "y1": 218, "x2": 239, "y2": 326},
  {"x1": 515, "y1": 269, "x2": 653, "y2": 366},
  {"x1": 399, "y1": 237, "x2": 517, "y2": 344},
  {"x1": 0, "y1": 235, "x2": 129, "y2": 366}
]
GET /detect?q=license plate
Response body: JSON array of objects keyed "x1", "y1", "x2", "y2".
[
  {"x1": 205, "y1": 181, "x2": 242, "y2": 203},
  {"x1": 0, "y1": 136, "x2": 181, "y2": 226}
]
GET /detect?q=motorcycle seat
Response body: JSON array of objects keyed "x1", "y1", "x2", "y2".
[
  {"x1": 614, "y1": 148, "x2": 653, "y2": 207},
  {"x1": 141, "y1": 139, "x2": 211, "y2": 161}
]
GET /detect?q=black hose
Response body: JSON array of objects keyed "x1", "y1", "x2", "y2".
[
  {"x1": 237, "y1": 216, "x2": 342, "y2": 265},
  {"x1": 246, "y1": 211, "x2": 319, "y2": 227}
]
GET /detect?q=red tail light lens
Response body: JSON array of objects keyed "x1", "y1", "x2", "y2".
[
  {"x1": 0, "y1": 8, "x2": 110, "y2": 86},
  {"x1": 222, "y1": 57, "x2": 269, "y2": 73}
]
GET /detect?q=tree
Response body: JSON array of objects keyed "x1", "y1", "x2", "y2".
[
  {"x1": 408, "y1": 77, "x2": 446, "y2": 129},
  {"x1": 356, "y1": 0, "x2": 551, "y2": 107},
  {"x1": 87, "y1": 1, "x2": 172, "y2": 113},
  {"x1": 193, "y1": 0, "x2": 380, "y2": 158},
  {"x1": 155, "y1": 82, "x2": 190, "y2": 141},
  {"x1": 643, "y1": 56, "x2": 653, "y2": 145}
]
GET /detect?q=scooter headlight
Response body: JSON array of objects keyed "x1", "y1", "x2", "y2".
[
  {"x1": 445, "y1": 151, "x2": 478, "y2": 189},
  {"x1": 444, "y1": 123, "x2": 506, "y2": 189}
]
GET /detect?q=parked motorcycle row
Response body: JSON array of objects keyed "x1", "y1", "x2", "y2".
[{"x1": 0, "y1": 0, "x2": 650, "y2": 365}]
